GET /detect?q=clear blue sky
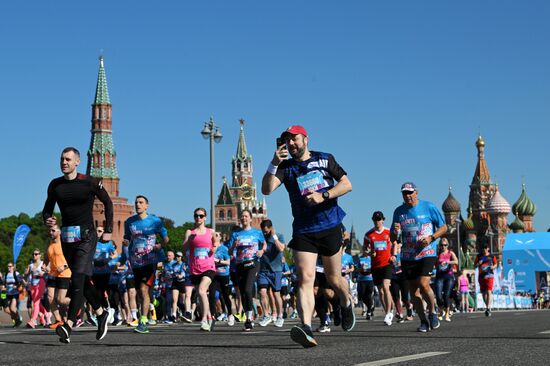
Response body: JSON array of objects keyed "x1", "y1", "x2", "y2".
[{"x1": 1, "y1": 1, "x2": 549, "y2": 240}]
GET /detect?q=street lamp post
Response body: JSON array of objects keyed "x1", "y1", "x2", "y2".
[
  {"x1": 455, "y1": 217, "x2": 462, "y2": 271},
  {"x1": 487, "y1": 229, "x2": 494, "y2": 254},
  {"x1": 201, "y1": 117, "x2": 223, "y2": 231}
]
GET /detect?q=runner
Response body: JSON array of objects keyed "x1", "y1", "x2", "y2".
[
  {"x1": 182, "y1": 208, "x2": 219, "y2": 331},
  {"x1": 389, "y1": 241, "x2": 412, "y2": 323},
  {"x1": 92, "y1": 226, "x2": 117, "y2": 314},
  {"x1": 390, "y1": 182, "x2": 448, "y2": 332},
  {"x1": 457, "y1": 270, "x2": 470, "y2": 313},
  {"x1": 435, "y1": 238, "x2": 458, "y2": 322},
  {"x1": 45, "y1": 225, "x2": 71, "y2": 329},
  {"x1": 262, "y1": 125, "x2": 355, "y2": 348},
  {"x1": 124, "y1": 195, "x2": 169, "y2": 334},
  {"x1": 228, "y1": 209, "x2": 266, "y2": 332},
  {"x1": 2, "y1": 262, "x2": 24, "y2": 327},
  {"x1": 24, "y1": 249, "x2": 47, "y2": 328},
  {"x1": 258, "y1": 219, "x2": 287, "y2": 328},
  {"x1": 474, "y1": 245, "x2": 497, "y2": 317},
  {"x1": 365, "y1": 211, "x2": 395, "y2": 326},
  {"x1": 212, "y1": 242, "x2": 232, "y2": 324},
  {"x1": 356, "y1": 247, "x2": 375, "y2": 320},
  {"x1": 42, "y1": 147, "x2": 114, "y2": 343}
]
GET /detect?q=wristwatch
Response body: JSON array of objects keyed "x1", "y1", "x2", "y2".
[
  {"x1": 430, "y1": 235, "x2": 436, "y2": 242},
  {"x1": 322, "y1": 191, "x2": 330, "y2": 200}
]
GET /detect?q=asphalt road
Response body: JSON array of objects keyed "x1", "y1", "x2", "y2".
[{"x1": 1, "y1": 310, "x2": 549, "y2": 366}]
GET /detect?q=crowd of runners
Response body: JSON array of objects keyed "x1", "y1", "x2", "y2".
[{"x1": 0, "y1": 125, "x2": 508, "y2": 348}]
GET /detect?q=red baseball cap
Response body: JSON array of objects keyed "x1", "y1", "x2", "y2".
[{"x1": 281, "y1": 125, "x2": 308, "y2": 139}]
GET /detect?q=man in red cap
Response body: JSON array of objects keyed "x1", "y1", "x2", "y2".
[{"x1": 262, "y1": 125, "x2": 354, "y2": 348}]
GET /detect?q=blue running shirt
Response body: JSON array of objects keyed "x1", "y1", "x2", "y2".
[
  {"x1": 275, "y1": 151, "x2": 347, "y2": 234},
  {"x1": 124, "y1": 214, "x2": 168, "y2": 268},
  {"x1": 357, "y1": 255, "x2": 373, "y2": 282},
  {"x1": 229, "y1": 228, "x2": 265, "y2": 264},
  {"x1": 391, "y1": 200, "x2": 445, "y2": 261}
]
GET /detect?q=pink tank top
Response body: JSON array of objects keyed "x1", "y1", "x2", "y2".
[
  {"x1": 188, "y1": 228, "x2": 215, "y2": 275},
  {"x1": 437, "y1": 251, "x2": 453, "y2": 275},
  {"x1": 459, "y1": 276, "x2": 469, "y2": 291}
]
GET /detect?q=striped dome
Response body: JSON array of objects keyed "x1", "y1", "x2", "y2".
[
  {"x1": 512, "y1": 184, "x2": 537, "y2": 217},
  {"x1": 509, "y1": 214, "x2": 525, "y2": 232},
  {"x1": 442, "y1": 189, "x2": 461, "y2": 213},
  {"x1": 486, "y1": 188, "x2": 511, "y2": 214},
  {"x1": 463, "y1": 208, "x2": 475, "y2": 231}
]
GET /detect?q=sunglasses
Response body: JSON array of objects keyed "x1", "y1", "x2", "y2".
[
  {"x1": 402, "y1": 191, "x2": 415, "y2": 195},
  {"x1": 7, "y1": 265, "x2": 13, "y2": 268},
  {"x1": 194, "y1": 214, "x2": 206, "y2": 219},
  {"x1": 33, "y1": 253, "x2": 40, "y2": 256},
  {"x1": 441, "y1": 244, "x2": 448, "y2": 247}
]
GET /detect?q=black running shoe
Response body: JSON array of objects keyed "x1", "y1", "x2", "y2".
[
  {"x1": 96, "y1": 310, "x2": 109, "y2": 340},
  {"x1": 243, "y1": 319, "x2": 254, "y2": 332},
  {"x1": 56, "y1": 323, "x2": 71, "y2": 344},
  {"x1": 340, "y1": 303, "x2": 356, "y2": 332},
  {"x1": 290, "y1": 325, "x2": 318, "y2": 348}
]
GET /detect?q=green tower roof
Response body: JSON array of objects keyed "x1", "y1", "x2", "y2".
[
  {"x1": 235, "y1": 119, "x2": 250, "y2": 161},
  {"x1": 94, "y1": 56, "x2": 111, "y2": 105}
]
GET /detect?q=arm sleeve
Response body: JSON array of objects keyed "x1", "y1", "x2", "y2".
[
  {"x1": 327, "y1": 154, "x2": 347, "y2": 181},
  {"x1": 42, "y1": 181, "x2": 56, "y2": 224},
  {"x1": 123, "y1": 220, "x2": 131, "y2": 241},
  {"x1": 92, "y1": 178, "x2": 114, "y2": 233}
]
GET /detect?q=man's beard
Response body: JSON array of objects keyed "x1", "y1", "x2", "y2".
[{"x1": 290, "y1": 145, "x2": 306, "y2": 160}]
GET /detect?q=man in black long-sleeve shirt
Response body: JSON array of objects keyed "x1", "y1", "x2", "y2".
[{"x1": 42, "y1": 147, "x2": 114, "y2": 344}]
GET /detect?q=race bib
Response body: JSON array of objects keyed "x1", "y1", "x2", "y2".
[
  {"x1": 374, "y1": 241, "x2": 387, "y2": 250},
  {"x1": 439, "y1": 263, "x2": 450, "y2": 272},
  {"x1": 61, "y1": 226, "x2": 81, "y2": 243},
  {"x1": 316, "y1": 265, "x2": 324, "y2": 273},
  {"x1": 194, "y1": 247, "x2": 209, "y2": 260},
  {"x1": 297, "y1": 171, "x2": 328, "y2": 196},
  {"x1": 133, "y1": 237, "x2": 150, "y2": 256}
]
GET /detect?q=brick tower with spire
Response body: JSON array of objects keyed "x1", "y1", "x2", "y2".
[
  {"x1": 87, "y1": 56, "x2": 133, "y2": 246},
  {"x1": 214, "y1": 119, "x2": 267, "y2": 236}
]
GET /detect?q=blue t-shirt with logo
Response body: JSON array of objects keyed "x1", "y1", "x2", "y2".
[
  {"x1": 341, "y1": 253, "x2": 354, "y2": 278},
  {"x1": 391, "y1": 200, "x2": 445, "y2": 261},
  {"x1": 275, "y1": 151, "x2": 347, "y2": 234},
  {"x1": 260, "y1": 233, "x2": 286, "y2": 273},
  {"x1": 229, "y1": 228, "x2": 265, "y2": 264},
  {"x1": 214, "y1": 245, "x2": 230, "y2": 277},
  {"x1": 4, "y1": 272, "x2": 22, "y2": 296},
  {"x1": 124, "y1": 214, "x2": 168, "y2": 268},
  {"x1": 93, "y1": 240, "x2": 116, "y2": 275},
  {"x1": 357, "y1": 255, "x2": 373, "y2": 282}
]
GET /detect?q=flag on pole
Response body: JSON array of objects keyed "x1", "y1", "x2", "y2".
[{"x1": 13, "y1": 224, "x2": 31, "y2": 264}]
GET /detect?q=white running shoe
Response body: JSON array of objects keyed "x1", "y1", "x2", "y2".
[
  {"x1": 274, "y1": 317, "x2": 284, "y2": 328},
  {"x1": 227, "y1": 314, "x2": 235, "y2": 326},
  {"x1": 200, "y1": 320, "x2": 211, "y2": 331},
  {"x1": 384, "y1": 312, "x2": 393, "y2": 326},
  {"x1": 107, "y1": 308, "x2": 115, "y2": 325},
  {"x1": 259, "y1": 315, "x2": 273, "y2": 327}
]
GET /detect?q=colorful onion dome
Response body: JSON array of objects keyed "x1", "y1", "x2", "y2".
[
  {"x1": 442, "y1": 187, "x2": 461, "y2": 213},
  {"x1": 512, "y1": 184, "x2": 537, "y2": 217},
  {"x1": 509, "y1": 213, "x2": 526, "y2": 232},
  {"x1": 486, "y1": 187, "x2": 511, "y2": 214},
  {"x1": 463, "y1": 208, "x2": 475, "y2": 231}
]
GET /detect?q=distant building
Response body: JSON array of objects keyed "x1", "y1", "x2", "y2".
[
  {"x1": 441, "y1": 135, "x2": 538, "y2": 265},
  {"x1": 86, "y1": 56, "x2": 133, "y2": 247},
  {"x1": 215, "y1": 119, "x2": 268, "y2": 236}
]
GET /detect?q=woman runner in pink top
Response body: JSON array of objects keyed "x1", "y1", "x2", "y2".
[
  {"x1": 457, "y1": 270, "x2": 470, "y2": 313},
  {"x1": 182, "y1": 208, "x2": 219, "y2": 332}
]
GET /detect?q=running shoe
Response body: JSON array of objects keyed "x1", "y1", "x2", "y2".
[
  {"x1": 417, "y1": 321, "x2": 430, "y2": 333},
  {"x1": 96, "y1": 310, "x2": 109, "y2": 340},
  {"x1": 107, "y1": 308, "x2": 115, "y2": 324},
  {"x1": 383, "y1": 312, "x2": 393, "y2": 326},
  {"x1": 128, "y1": 318, "x2": 140, "y2": 327},
  {"x1": 148, "y1": 319, "x2": 157, "y2": 326},
  {"x1": 428, "y1": 312, "x2": 440, "y2": 330},
  {"x1": 13, "y1": 317, "x2": 22, "y2": 328},
  {"x1": 340, "y1": 303, "x2": 356, "y2": 332},
  {"x1": 113, "y1": 318, "x2": 123, "y2": 326},
  {"x1": 274, "y1": 317, "x2": 284, "y2": 328},
  {"x1": 86, "y1": 316, "x2": 98, "y2": 327},
  {"x1": 227, "y1": 314, "x2": 235, "y2": 326},
  {"x1": 395, "y1": 314, "x2": 405, "y2": 324},
  {"x1": 259, "y1": 315, "x2": 273, "y2": 327},
  {"x1": 209, "y1": 318, "x2": 216, "y2": 331},
  {"x1": 289, "y1": 310, "x2": 298, "y2": 319},
  {"x1": 25, "y1": 322, "x2": 35, "y2": 329},
  {"x1": 243, "y1": 320, "x2": 254, "y2": 332},
  {"x1": 164, "y1": 318, "x2": 174, "y2": 324},
  {"x1": 485, "y1": 309, "x2": 492, "y2": 317},
  {"x1": 200, "y1": 320, "x2": 211, "y2": 331},
  {"x1": 74, "y1": 318, "x2": 84, "y2": 328},
  {"x1": 182, "y1": 312, "x2": 193, "y2": 323},
  {"x1": 49, "y1": 321, "x2": 64, "y2": 329},
  {"x1": 134, "y1": 321, "x2": 149, "y2": 334},
  {"x1": 366, "y1": 312, "x2": 373, "y2": 320},
  {"x1": 406, "y1": 307, "x2": 414, "y2": 321},
  {"x1": 316, "y1": 324, "x2": 331, "y2": 333},
  {"x1": 290, "y1": 325, "x2": 318, "y2": 348},
  {"x1": 216, "y1": 313, "x2": 227, "y2": 322},
  {"x1": 445, "y1": 313, "x2": 451, "y2": 322},
  {"x1": 56, "y1": 323, "x2": 71, "y2": 344}
]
